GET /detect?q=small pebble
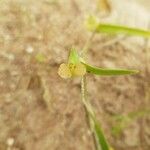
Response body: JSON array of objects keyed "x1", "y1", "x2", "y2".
[
  {"x1": 25, "y1": 45, "x2": 34, "y2": 54},
  {"x1": 7, "y1": 137, "x2": 14, "y2": 146}
]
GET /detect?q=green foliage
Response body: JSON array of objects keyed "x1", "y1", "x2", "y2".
[
  {"x1": 81, "y1": 77, "x2": 110, "y2": 150},
  {"x1": 86, "y1": 15, "x2": 150, "y2": 38},
  {"x1": 111, "y1": 115, "x2": 131, "y2": 136},
  {"x1": 83, "y1": 62, "x2": 138, "y2": 76},
  {"x1": 93, "y1": 118, "x2": 110, "y2": 150},
  {"x1": 111, "y1": 109, "x2": 150, "y2": 136},
  {"x1": 68, "y1": 49, "x2": 138, "y2": 76},
  {"x1": 68, "y1": 48, "x2": 80, "y2": 64}
]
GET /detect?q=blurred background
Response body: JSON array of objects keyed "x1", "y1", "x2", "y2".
[{"x1": 0, "y1": 0, "x2": 149, "y2": 150}]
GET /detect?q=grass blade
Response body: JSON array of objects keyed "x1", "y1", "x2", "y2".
[
  {"x1": 94, "y1": 24, "x2": 150, "y2": 38},
  {"x1": 93, "y1": 118, "x2": 110, "y2": 150},
  {"x1": 83, "y1": 63, "x2": 139, "y2": 76},
  {"x1": 81, "y1": 77, "x2": 111, "y2": 150},
  {"x1": 86, "y1": 15, "x2": 150, "y2": 38}
]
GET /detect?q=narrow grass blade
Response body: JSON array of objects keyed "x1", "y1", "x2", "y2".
[
  {"x1": 87, "y1": 108, "x2": 110, "y2": 150},
  {"x1": 86, "y1": 15, "x2": 150, "y2": 38},
  {"x1": 93, "y1": 118, "x2": 110, "y2": 150},
  {"x1": 94, "y1": 24, "x2": 150, "y2": 38},
  {"x1": 81, "y1": 76, "x2": 111, "y2": 150},
  {"x1": 83, "y1": 63, "x2": 139, "y2": 76}
]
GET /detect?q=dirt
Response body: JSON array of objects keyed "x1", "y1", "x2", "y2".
[{"x1": 0, "y1": 0, "x2": 150, "y2": 150}]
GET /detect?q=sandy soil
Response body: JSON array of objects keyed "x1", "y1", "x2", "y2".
[{"x1": 0, "y1": 0, "x2": 150, "y2": 150}]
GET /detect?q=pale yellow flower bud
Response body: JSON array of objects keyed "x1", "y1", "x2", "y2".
[
  {"x1": 58, "y1": 63, "x2": 72, "y2": 79},
  {"x1": 72, "y1": 63, "x2": 86, "y2": 76}
]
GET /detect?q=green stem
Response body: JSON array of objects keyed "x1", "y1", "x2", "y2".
[
  {"x1": 81, "y1": 30, "x2": 96, "y2": 58},
  {"x1": 81, "y1": 76, "x2": 101, "y2": 150},
  {"x1": 80, "y1": 29, "x2": 101, "y2": 150}
]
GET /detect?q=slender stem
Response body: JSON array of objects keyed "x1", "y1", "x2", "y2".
[
  {"x1": 81, "y1": 76, "x2": 101, "y2": 150},
  {"x1": 81, "y1": 30, "x2": 96, "y2": 58},
  {"x1": 81, "y1": 76, "x2": 95, "y2": 116},
  {"x1": 80, "y1": 29, "x2": 101, "y2": 150}
]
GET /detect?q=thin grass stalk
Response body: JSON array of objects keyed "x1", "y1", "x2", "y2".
[
  {"x1": 81, "y1": 76, "x2": 101, "y2": 150},
  {"x1": 81, "y1": 29, "x2": 101, "y2": 150},
  {"x1": 81, "y1": 30, "x2": 96, "y2": 58}
]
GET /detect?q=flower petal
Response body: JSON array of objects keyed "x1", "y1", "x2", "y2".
[
  {"x1": 58, "y1": 63, "x2": 72, "y2": 79},
  {"x1": 73, "y1": 63, "x2": 86, "y2": 76}
]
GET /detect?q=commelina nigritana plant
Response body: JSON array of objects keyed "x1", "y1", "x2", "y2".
[{"x1": 57, "y1": 14, "x2": 150, "y2": 150}]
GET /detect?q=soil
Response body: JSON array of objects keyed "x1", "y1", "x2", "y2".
[{"x1": 0, "y1": 0, "x2": 150, "y2": 150}]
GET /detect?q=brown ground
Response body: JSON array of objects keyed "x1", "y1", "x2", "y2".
[{"x1": 0, "y1": 0, "x2": 150, "y2": 150}]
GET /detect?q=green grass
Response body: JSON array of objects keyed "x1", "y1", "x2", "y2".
[{"x1": 111, "y1": 109, "x2": 150, "y2": 136}]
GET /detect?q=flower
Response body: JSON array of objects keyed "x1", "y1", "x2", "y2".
[{"x1": 58, "y1": 63, "x2": 86, "y2": 79}]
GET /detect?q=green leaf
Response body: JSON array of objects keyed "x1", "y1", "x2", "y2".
[
  {"x1": 87, "y1": 108, "x2": 110, "y2": 150},
  {"x1": 68, "y1": 48, "x2": 80, "y2": 64},
  {"x1": 86, "y1": 15, "x2": 150, "y2": 38},
  {"x1": 94, "y1": 24, "x2": 150, "y2": 38},
  {"x1": 93, "y1": 118, "x2": 110, "y2": 150},
  {"x1": 83, "y1": 63, "x2": 139, "y2": 76}
]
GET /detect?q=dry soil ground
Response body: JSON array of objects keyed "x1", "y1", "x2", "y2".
[{"x1": 0, "y1": 0, "x2": 150, "y2": 150}]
